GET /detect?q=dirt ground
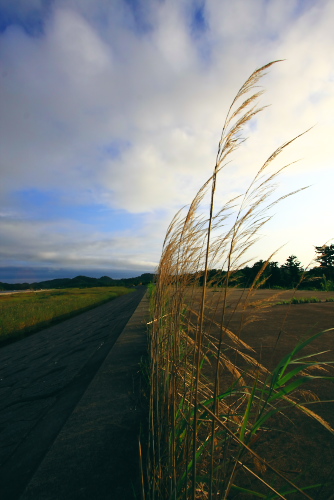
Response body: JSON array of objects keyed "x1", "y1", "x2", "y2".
[{"x1": 189, "y1": 288, "x2": 334, "y2": 498}]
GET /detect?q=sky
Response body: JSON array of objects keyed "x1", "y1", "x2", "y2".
[{"x1": 0, "y1": 0, "x2": 333, "y2": 283}]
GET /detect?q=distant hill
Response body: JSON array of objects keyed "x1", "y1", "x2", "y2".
[{"x1": 0, "y1": 273, "x2": 155, "y2": 291}]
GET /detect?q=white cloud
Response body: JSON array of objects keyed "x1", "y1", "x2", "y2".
[
  {"x1": 0, "y1": 214, "x2": 159, "y2": 271},
  {"x1": 0, "y1": 0, "x2": 333, "y2": 272}
]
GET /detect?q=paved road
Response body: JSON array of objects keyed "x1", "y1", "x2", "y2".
[{"x1": 0, "y1": 286, "x2": 147, "y2": 500}]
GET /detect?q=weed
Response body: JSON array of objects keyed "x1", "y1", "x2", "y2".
[{"x1": 146, "y1": 62, "x2": 334, "y2": 499}]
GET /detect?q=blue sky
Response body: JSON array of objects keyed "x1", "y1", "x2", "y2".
[{"x1": 0, "y1": 0, "x2": 334, "y2": 282}]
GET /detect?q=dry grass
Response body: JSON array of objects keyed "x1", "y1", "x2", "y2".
[{"x1": 145, "y1": 62, "x2": 334, "y2": 499}]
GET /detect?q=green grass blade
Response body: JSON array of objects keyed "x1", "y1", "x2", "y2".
[
  {"x1": 275, "y1": 362, "x2": 323, "y2": 388},
  {"x1": 269, "y1": 376, "x2": 312, "y2": 403},
  {"x1": 272, "y1": 328, "x2": 334, "y2": 386},
  {"x1": 251, "y1": 409, "x2": 278, "y2": 436},
  {"x1": 231, "y1": 484, "x2": 267, "y2": 498},
  {"x1": 239, "y1": 381, "x2": 257, "y2": 442}
]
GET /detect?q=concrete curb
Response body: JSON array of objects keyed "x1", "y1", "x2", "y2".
[{"x1": 20, "y1": 293, "x2": 149, "y2": 500}]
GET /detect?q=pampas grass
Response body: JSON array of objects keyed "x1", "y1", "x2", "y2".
[{"x1": 146, "y1": 62, "x2": 333, "y2": 499}]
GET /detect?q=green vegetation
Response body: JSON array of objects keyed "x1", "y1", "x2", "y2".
[
  {"x1": 315, "y1": 244, "x2": 334, "y2": 278},
  {"x1": 0, "y1": 286, "x2": 133, "y2": 344},
  {"x1": 146, "y1": 62, "x2": 334, "y2": 499},
  {"x1": 276, "y1": 296, "x2": 334, "y2": 305},
  {"x1": 199, "y1": 249, "x2": 334, "y2": 290},
  {"x1": 163, "y1": 248, "x2": 334, "y2": 290},
  {"x1": 0, "y1": 273, "x2": 154, "y2": 291}
]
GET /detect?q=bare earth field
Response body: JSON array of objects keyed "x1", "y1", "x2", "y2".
[{"x1": 188, "y1": 289, "x2": 334, "y2": 498}]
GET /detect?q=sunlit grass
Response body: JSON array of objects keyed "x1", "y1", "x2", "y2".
[
  {"x1": 0, "y1": 287, "x2": 133, "y2": 343},
  {"x1": 146, "y1": 62, "x2": 334, "y2": 499}
]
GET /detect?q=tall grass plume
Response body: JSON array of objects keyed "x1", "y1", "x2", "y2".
[{"x1": 146, "y1": 62, "x2": 333, "y2": 499}]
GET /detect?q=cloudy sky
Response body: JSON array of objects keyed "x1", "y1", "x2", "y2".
[{"x1": 1, "y1": 0, "x2": 333, "y2": 282}]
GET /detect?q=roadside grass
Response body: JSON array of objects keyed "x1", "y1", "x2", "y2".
[
  {"x1": 0, "y1": 287, "x2": 133, "y2": 345},
  {"x1": 276, "y1": 297, "x2": 334, "y2": 305},
  {"x1": 146, "y1": 62, "x2": 334, "y2": 499}
]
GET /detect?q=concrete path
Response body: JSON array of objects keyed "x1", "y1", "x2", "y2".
[{"x1": 0, "y1": 287, "x2": 148, "y2": 499}]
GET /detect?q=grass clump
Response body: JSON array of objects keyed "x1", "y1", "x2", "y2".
[
  {"x1": 145, "y1": 62, "x2": 334, "y2": 499},
  {"x1": 276, "y1": 297, "x2": 321, "y2": 305},
  {"x1": 276, "y1": 296, "x2": 334, "y2": 305},
  {"x1": 0, "y1": 286, "x2": 133, "y2": 344}
]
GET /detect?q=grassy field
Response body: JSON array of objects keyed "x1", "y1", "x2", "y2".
[{"x1": 0, "y1": 286, "x2": 133, "y2": 344}]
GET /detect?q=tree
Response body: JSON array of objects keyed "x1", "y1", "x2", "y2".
[
  {"x1": 315, "y1": 244, "x2": 334, "y2": 279},
  {"x1": 240, "y1": 260, "x2": 281, "y2": 288},
  {"x1": 281, "y1": 255, "x2": 303, "y2": 288},
  {"x1": 266, "y1": 262, "x2": 281, "y2": 288},
  {"x1": 241, "y1": 260, "x2": 266, "y2": 287}
]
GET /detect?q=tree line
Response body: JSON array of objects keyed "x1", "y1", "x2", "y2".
[
  {"x1": 1, "y1": 245, "x2": 333, "y2": 291},
  {"x1": 0, "y1": 273, "x2": 155, "y2": 291},
  {"x1": 204, "y1": 244, "x2": 334, "y2": 291}
]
